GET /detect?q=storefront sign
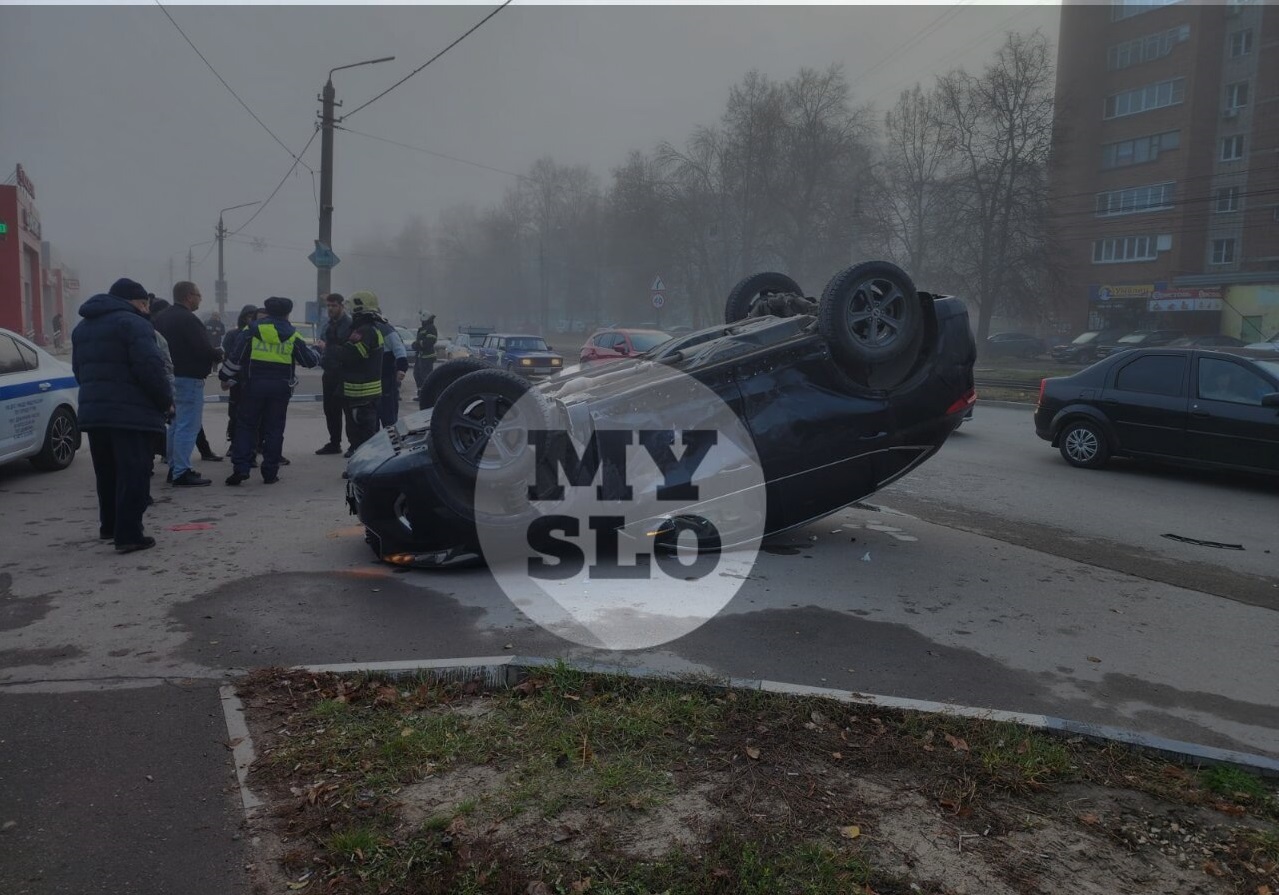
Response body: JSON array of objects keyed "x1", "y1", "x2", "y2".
[
  {"x1": 15, "y1": 164, "x2": 35, "y2": 199},
  {"x1": 1091, "y1": 283, "x2": 1156, "y2": 302},
  {"x1": 1148, "y1": 298, "x2": 1223, "y2": 312}
]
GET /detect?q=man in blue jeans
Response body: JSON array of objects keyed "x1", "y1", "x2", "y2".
[{"x1": 153, "y1": 281, "x2": 222, "y2": 486}]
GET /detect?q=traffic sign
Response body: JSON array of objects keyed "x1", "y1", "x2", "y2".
[
  {"x1": 652, "y1": 293, "x2": 665, "y2": 309},
  {"x1": 651, "y1": 275, "x2": 665, "y2": 293},
  {"x1": 308, "y1": 241, "x2": 341, "y2": 269}
]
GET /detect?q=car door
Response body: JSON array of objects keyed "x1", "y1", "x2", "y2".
[
  {"x1": 1185, "y1": 355, "x2": 1279, "y2": 473},
  {"x1": 1100, "y1": 352, "x2": 1189, "y2": 457},
  {"x1": 0, "y1": 333, "x2": 43, "y2": 461}
]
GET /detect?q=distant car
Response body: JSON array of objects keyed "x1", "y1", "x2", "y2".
[
  {"x1": 394, "y1": 326, "x2": 419, "y2": 365},
  {"x1": 1245, "y1": 333, "x2": 1278, "y2": 352},
  {"x1": 1034, "y1": 347, "x2": 1279, "y2": 475},
  {"x1": 1096, "y1": 329, "x2": 1184, "y2": 358},
  {"x1": 1050, "y1": 328, "x2": 1128, "y2": 364},
  {"x1": 984, "y1": 332, "x2": 1046, "y2": 359},
  {"x1": 0, "y1": 327, "x2": 81, "y2": 472},
  {"x1": 476, "y1": 333, "x2": 564, "y2": 377},
  {"x1": 443, "y1": 327, "x2": 494, "y2": 362},
  {"x1": 580, "y1": 328, "x2": 671, "y2": 364},
  {"x1": 1166, "y1": 334, "x2": 1246, "y2": 348}
]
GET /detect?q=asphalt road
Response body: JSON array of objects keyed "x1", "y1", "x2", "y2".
[{"x1": 1, "y1": 394, "x2": 1276, "y2": 893}]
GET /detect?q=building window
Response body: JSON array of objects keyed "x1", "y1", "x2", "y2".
[
  {"x1": 1230, "y1": 29, "x2": 1253, "y2": 56},
  {"x1": 1216, "y1": 187, "x2": 1240, "y2": 213},
  {"x1": 1210, "y1": 238, "x2": 1237, "y2": 264},
  {"x1": 1104, "y1": 78, "x2": 1186, "y2": 119},
  {"x1": 1221, "y1": 135, "x2": 1245, "y2": 161},
  {"x1": 1095, "y1": 182, "x2": 1175, "y2": 217},
  {"x1": 1241, "y1": 315, "x2": 1264, "y2": 341},
  {"x1": 1101, "y1": 130, "x2": 1180, "y2": 169},
  {"x1": 1107, "y1": 25, "x2": 1190, "y2": 69},
  {"x1": 1112, "y1": 0, "x2": 1183, "y2": 22},
  {"x1": 1226, "y1": 81, "x2": 1250, "y2": 110},
  {"x1": 1093, "y1": 235, "x2": 1161, "y2": 263}
]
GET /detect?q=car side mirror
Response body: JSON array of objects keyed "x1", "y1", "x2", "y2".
[
  {"x1": 1262, "y1": 393, "x2": 1279, "y2": 408},
  {"x1": 618, "y1": 345, "x2": 629, "y2": 355}
]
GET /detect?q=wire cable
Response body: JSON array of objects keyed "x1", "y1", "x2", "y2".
[
  {"x1": 341, "y1": 0, "x2": 514, "y2": 122},
  {"x1": 229, "y1": 127, "x2": 320, "y2": 236},
  {"x1": 155, "y1": 1, "x2": 314, "y2": 173}
]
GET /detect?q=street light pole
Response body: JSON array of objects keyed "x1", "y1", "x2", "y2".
[
  {"x1": 317, "y1": 55, "x2": 395, "y2": 302},
  {"x1": 215, "y1": 201, "x2": 261, "y2": 318}
]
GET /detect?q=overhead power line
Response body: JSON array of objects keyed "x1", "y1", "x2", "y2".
[
  {"x1": 229, "y1": 127, "x2": 321, "y2": 236},
  {"x1": 341, "y1": 0, "x2": 515, "y2": 122},
  {"x1": 155, "y1": 1, "x2": 314, "y2": 173}
]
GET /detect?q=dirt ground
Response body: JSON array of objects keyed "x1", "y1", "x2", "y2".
[{"x1": 233, "y1": 668, "x2": 1279, "y2": 895}]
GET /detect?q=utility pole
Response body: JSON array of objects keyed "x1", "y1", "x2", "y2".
[
  {"x1": 169, "y1": 257, "x2": 174, "y2": 295},
  {"x1": 316, "y1": 56, "x2": 395, "y2": 302},
  {"x1": 187, "y1": 248, "x2": 193, "y2": 282},
  {"x1": 215, "y1": 202, "x2": 262, "y2": 318}
]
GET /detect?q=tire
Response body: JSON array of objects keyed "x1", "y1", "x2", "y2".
[
  {"x1": 1058, "y1": 419, "x2": 1110, "y2": 469},
  {"x1": 30, "y1": 406, "x2": 78, "y2": 472},
  {"x1": 724, "y1": 271, "x2": 803, "y2": 324},
  {"x1": 429, "y1": 368, "x2": 552, "y2": 483},
  {"x1": 418, "y1": 357, "x2": 490, "y2": 410},
  {"x1": 818, "y1": 261, "x2": 923, "y2": 367}
]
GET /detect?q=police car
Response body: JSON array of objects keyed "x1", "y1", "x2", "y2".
[{"x1": 0, "y1": 328, "x2": 80, "y2": 471}]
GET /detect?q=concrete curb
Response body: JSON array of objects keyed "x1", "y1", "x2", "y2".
[
  {"x1": 973, "y1": 399, "x2": 1033, "y2": 410},
  {"x1": 218, "y1": 685, "x2": 265, "y2": 820},
  {"x1": 284, "y1": 655, "x2": 1279, "y2": 777}
]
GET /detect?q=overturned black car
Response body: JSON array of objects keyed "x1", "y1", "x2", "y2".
[{"x1": 345, "y1": 261, "x2": 977, "y2": 567}]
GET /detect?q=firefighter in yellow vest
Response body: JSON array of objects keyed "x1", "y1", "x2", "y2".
[
  {"x1": 218, "y1": 297, "x2": 319, "y2": 485},
  {"x1": 341, "y1": 291, "x2": 388, "y2": 457}
]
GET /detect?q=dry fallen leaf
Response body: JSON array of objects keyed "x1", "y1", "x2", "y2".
[
  {"x1": 1016, "y1": 738, "x2": 1030, "y2": 755},
  {"x1": 1256, "y1": 886, "x2": 1271, "y2": 895},
  {"x1": 570, "y1": 880, "x2": 592, "y2": 894},
  {"x1": 831, "y1": 752, "x2": 843, "y2": 760},
  {"x1": 839, "y1": 825, "x2": 862, "y2": 840},
  {"x1": 1078, "y1": 813, "x2": 1101, "y2": 826},
  {"x1": 1203, "y1": 860, "x2": 1226, "y2": 877},
  {"x1": 811, "y1": 710, "x2": 827, "y2": 725},
  {"x1": 400, "y1": 728, "x2": 414, "y2": 738},
  {"x1": 527, "y1": 883, "x2": 553, "y2": 895},
  {"x1": 745, "y1": 746, "x2": 761, "y2": 760},
  {"x1": 1087, "y1": 656, "x2": 1102, "y2": 663},
  {"x1": 944, "y1": 733, "x2": 970, "y2": 752},
  {"x1": 1213, "y1": 801, "x2": 1247, "y2": 816}
]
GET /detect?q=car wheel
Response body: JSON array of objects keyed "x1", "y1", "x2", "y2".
[
  {"x1": 429, "y1": 368, "x2": 552, "y2": 483},
  {"x1": 30, "y1": 406, "x2": 78, "y2": 471},
  {"x1": 818, "y1": 261, "x2": 923, "y2": 367},
  {"x1": 417, "y1": 357, "x2": 490, "y2": 410},
  {"x1": 724, "y1": 271, "x2": 804, "y2": 324},
  {"x1": 1058, "y1": 419, "x2": 1110, "y2": 470}
]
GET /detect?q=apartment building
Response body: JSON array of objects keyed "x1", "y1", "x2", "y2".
[{"x1": 1050, "y1": 0, "x2": 1279, "y2": 340}]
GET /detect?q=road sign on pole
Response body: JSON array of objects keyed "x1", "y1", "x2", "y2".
[
  {"x1": 651, "y1": 293, "x2": 665, "y2": 309},
  {"x1": 651, "y1": 275, "x2": 665, "y2": 293},
  {"x1": 308, "y1": 241, "x2": 341, "y2": 269}
]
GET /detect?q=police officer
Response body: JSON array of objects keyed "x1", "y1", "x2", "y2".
[
  {"x1": 375, "y1": 315, "x2": 409, "y2": 427},
  {"x1": 219, "y1": 297, "x2": 319, "y2": 485},
  {"x1": 342, "y1": 291, "x2": 387, "y2": 458}
]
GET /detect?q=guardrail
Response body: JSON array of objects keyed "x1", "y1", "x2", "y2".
[{"x1": 974, "y1": 377, "x2": 1042, "y2": 392}]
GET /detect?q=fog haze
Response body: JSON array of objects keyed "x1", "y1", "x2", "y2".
[{"x1": 1, "y1": 3, "x2": 1058, "y2": 322}]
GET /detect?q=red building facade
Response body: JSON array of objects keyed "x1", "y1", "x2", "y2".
[{"x1": 0, "y1": 164, "x2": 61, "y2": 346}]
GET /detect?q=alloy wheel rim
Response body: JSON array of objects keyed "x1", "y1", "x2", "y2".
[
  {"x1": 1066, "y1": 428, "x2": 1098, "y2": 462},
  {"x1": 51, "y1": 416, "x2": 76, "y2": 464}
]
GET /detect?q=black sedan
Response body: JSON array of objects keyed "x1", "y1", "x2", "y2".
[
  {"x1": 346, "y1": 261, "x2": 977, "y2": 567},
  {"x1": 1050, "y1": 328, "x2": 1128, "y2": 364},
  {"x1": 1034, "y1": 347, "x2": 1279, "y2": 475},
  {"x1": 1095, "y1": 329, "x2": 1184, "y2": 358},
  {"x1": 984, "y1": 332, "x2": 1046, "y2": 359}
]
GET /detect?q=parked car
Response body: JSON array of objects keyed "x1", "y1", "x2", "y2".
[
  {"x1": 1245, "y1": 333, "x2": 1278, "y2": 352},
  {"x1": 1096, "y1": 329, "x2": 1184, "y2": 358},
  {"x1": 1034, "y1": 347, "x2": 1279, "y2": 475},
  {"x1": 580, "y1": 328, "x2": 671, "y2": 364},
  {"x1": 394, "y1": 325, "x2": 419, "y2": 365},
  {"x1": 1166, "y1": 334, "x2": 1246, "y2": 348},
  {"x1": 0, "y1": 327, "x2": 81, "y2": 472},
  {"x1": 984, "y1": 332, "x2": 1046, "y2": 359},
  {"x1": 1050, "y1": 328, "x2": 1128, "y2": 364},
  {"x1": 442, "y1": 327, "x2": 494, "y2": 362},
  {"x1": 346, "y1": 261, "x2": 977, "y2": 567},
  {"x1": 475, "y1": 333, "x2": 564, "y2": 377}
]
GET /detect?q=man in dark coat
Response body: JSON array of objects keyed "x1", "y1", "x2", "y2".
[
  {"x1": 413, "y1": 312, "x2": 438, "y2": 390},
  {"x1": 72, "y1": 278, "x2": 173, "y2": 553},
  {"x1": 314, "y1": 293, "x2": 352, "y2": 455},
  {"x1": 219, "y1": 297, "x2": 319, "y2": 485},
  {"x1": 153, "y1": 281, "x2": 221, "y2": 486}
]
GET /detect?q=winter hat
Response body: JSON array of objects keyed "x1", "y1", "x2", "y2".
[
  {"x1": 109, "y1": 278, "x2": 149, "y2": 303},
  {"x1": 350, "y1": 291, "x2": 381, "y2": 315},
  {"x1": 263, "y1": 296, "x2": 293, "y2": 318}
]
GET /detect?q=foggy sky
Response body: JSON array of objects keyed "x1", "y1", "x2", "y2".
[{"x1": 0, "y1": 3, "x2": 1058, "y2": 323}]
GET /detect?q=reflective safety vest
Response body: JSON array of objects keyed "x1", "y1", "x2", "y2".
[
  {"x1": 343, "y1": 326, "x2": 385, "y2": 400},
  {"x1": 250, "y1": 323, "x2": 299, "y2": 366}
]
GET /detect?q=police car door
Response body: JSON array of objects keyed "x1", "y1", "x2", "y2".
[{"x1": 0, "y1": 333, "x2": 44, "y2": 461}]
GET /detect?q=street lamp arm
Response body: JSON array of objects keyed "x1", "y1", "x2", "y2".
[
  {"x1": 329, "y1": 56, "x2": 396, "y2": 80},
  {"x1": 219, "y1": 200, "x2": 263, "y2": 217}
]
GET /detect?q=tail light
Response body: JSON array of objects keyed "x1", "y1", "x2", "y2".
[
  {"x1": 1037, "y1": 378, "x2": 1047, "y2": 406},
  {"x1": 946, "y1": 388, "x2": 977, "y2": 415}
]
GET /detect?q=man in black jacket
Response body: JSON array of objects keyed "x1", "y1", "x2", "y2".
[
  {"x1": 153, "y1": 281, "x2": 222, "y2": 487},
  {"x1": 72, "y1": 278, "x2": 173, "y2": 553},
  {"x1": 314, "y1": 293, "x2": 352, "y2": 455}
]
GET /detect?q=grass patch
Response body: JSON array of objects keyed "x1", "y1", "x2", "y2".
[{"x1": 1201, "y1": 765, "x2": 1270, "y2": 802}]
